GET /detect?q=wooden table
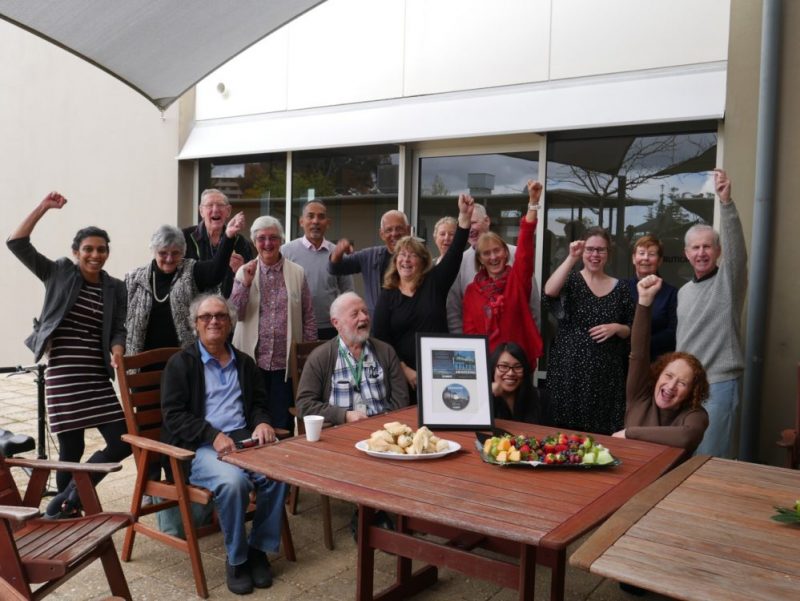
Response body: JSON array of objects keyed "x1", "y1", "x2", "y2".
[
  {"x1": 571, "y1": 455, "x2": 800, "y2": 600},
  {"x1": 223, "y1": 407, "x2": 681, "y2": 601}
]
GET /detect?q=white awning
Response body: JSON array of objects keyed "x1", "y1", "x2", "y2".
[
  {"x1": 0, "y1": 0, "x2": 326, "y2": 111},
  {"x1": 178, "y1": 63, "x2": 726, "y2": 159}
]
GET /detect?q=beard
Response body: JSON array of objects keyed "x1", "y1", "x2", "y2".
[{"x1": 340, "y1": 323, "x2": 369, "y2": 346}]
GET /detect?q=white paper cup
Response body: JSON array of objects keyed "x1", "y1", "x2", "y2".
[{"x1": 303, "y1": 415, "x2": 324, "y2": 442}]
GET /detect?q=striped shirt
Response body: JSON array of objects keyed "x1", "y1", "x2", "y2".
[{"x1": 329, "y1": 338, "x2": 388, "y2": 416}]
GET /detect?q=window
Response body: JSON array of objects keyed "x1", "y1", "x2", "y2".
[
  {"x1": 417, "y1": 152, "x2": 540, "y2": 259},
  {"x1": 290, "y1": 145, "x2": 400, "y2": 249}
]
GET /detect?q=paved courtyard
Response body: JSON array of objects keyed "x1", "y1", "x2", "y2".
[{"x1": 0, "y1": 371, "x2": 671, "y2": 600}]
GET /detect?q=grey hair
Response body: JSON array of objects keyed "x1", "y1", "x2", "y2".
[
  {"x1": 189, "y1": 293, "x2": 238, "y2": 336},
  {"x1": 329, "y1": 291, "x2": 364, "y2": 321},
  {"x1": 433, "y1": 216, "x2": 457, "y2": 237},
  {"x1": 684, "y1": 224, "x2": 720, "y2": 249},
  {"x1": 301, "y1": 199, "x2": 327, "y2": 215},
  {"x1": 200, "y1": 188, "x2": 229, "y2": 206},
  {"x1": 471, "y1": 203, "x2": 488, "y2": 220},
  {"x1": 149, "y1": 225, "x2": 187, "y2": 255},
  {"x1": 251, "y1": 216, "x2": 285, "y2": 241},
  {"x1": 380, "y1": 210, "x2": 409, "y2": 230}
]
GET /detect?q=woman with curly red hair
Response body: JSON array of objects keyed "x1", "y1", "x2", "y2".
[{"x1": 613, "y1": 275, "x2": 709, "y2": 460}]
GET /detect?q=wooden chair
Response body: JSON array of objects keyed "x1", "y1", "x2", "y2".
[
  {"x1": 115, "y1": 347, "x2": 295, "y2": 599},
  {"x1": 286, "y1": 340, "x2": 334, "y2": 550},
  {"x1": 777, "y1": 362, "x2": 800, "y2": 469},
  {"x1": 0, "y1": 454, "x2": 132, "y2": 600}
]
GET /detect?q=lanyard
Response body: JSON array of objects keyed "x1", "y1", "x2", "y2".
[{"x1": 338, "y1": 337, "x2": 365, "y2": 389}]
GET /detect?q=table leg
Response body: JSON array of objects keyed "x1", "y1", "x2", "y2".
[
  {"x1": 356, "y1": 505, "x2": 375, "y2": 601},
  {"x1": 548, "y1": 548, "x2": 566, "y2": 601},
  {"x1": 519, "y1": 543, "x2": 536, "y2": 601}
]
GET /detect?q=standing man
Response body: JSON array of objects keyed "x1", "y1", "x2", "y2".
[
  {"x1": 281, "y1": 201, "x2": 354, "y2": 339},
  {"x1": 183, "y1": 189, "x2": 253, "y2": 297},
  {"x1": 161, "y1": 293, "x2": 285, "y2": 595},
  {"x1": 328, "y1": 210, "x2": 410, "y2": 317},
  {"x1": 677, "y1": 168, "x2": 747, "y2": 458},
  {"x1": 295, "y1": 292, "x2": 409, "y2": 424},
  {"x1": 447, "y1": 199, "x2": 542, "y2": 333}
]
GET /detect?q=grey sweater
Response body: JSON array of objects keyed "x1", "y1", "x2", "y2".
[{"x1": 676, "y1": 201, "x2": 747, "y2": 383}]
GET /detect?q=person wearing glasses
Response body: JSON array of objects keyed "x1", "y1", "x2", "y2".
[
  {"x1": 373, "y1": 195, "x2": 474, "y2": 393},
  {"x1": 489, "y1": 342, "x2": 551, "y2": 424},
  {"x1": 463, "y1": 180, "x2": 544, "y2": 368},
  {"x1": 160, "y1": 293, "x2": 284, "y2": 595},
  {"x1": 183, "y1": 189, "x2": 253, "y2": 297},
  {"x1": 230, "y1": 216, "x2": 317, "y2": 430},
  {"x1": 543, "y1": 227, "x2": 634, "y2": 434},
  {"x1": 125, "y1": 216, "x2": 245, "y2": 356},
  {"x1": 7, "y1": 192, "x2": 130, "y2": 519}
]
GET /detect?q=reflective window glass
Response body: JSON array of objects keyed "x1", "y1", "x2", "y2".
[{"x1": 417, "y1": 152, "x2": 539, "y2": 259}]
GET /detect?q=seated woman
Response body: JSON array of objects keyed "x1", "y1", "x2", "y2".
[
  {"x1": 373, "y1": 195, "x2": 473, "y2": 391},
  {"x1": 432, "y1": 216, "x2": 456, "y2": 265},
  {"x1": 489, "y1": 342, "x2": 550, "y2": 424},
  {"x1": 125, "y1": 215, "x2": 245, "y2": 355},
  {"x1": 613, "y1": 275, "x2": 709, "y2": 460},
  {"x1": 463, "y1": 180, "x2": 543, "y2": 368}
]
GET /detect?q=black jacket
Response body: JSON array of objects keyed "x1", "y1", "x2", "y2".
[
  {"x1": 161, "y1": 342, "x2": 272, "y2": 453},
  {"x1": 7, "y1": 236, "x2": 127, "y2": 379},
  {"x1": 183, "y1": 222, "x2": 253, "y2": 297}
]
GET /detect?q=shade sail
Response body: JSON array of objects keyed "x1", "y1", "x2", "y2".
[{"x1": 0, "y1": 0, "x2": 326, "y2": 111}]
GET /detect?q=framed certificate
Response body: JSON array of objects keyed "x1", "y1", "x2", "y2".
[{"x1": 416, "y1": 333, "x2": 493, "y2": 430}]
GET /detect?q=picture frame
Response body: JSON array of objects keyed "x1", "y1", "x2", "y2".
[{"x1": 416, "y1": 333, "x2": 494, "y2": 430}]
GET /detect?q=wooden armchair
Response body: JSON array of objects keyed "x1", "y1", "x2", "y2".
[
  {"x1": 287, "y1": 340, "x2": 334, "y2": 550},
  {"x1": 776, "y1": 363, "x2": 800, "y2": 469},
  {"x1": 0, "y1": 454, "x2": 131, "y2": 600},
  {"x1": 115, "y1": 348, "x2": 295, "y2": 599}
]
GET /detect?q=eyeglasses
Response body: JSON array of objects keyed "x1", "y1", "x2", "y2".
[
  {"x1": 254, "y1": 235, "x2": 282, "y2": 244},
  {"x1": 196, "y1": 313, "x2": 230, "y2": 323},
  {"x1": 584, "y1": 247, "x2": 608, "y2": 255},
  {"x1": 397, "y1": 251, "x2": 420, "y2": 261},
  {"x1": 201, "y1": 202, "x2": 229, "y2": 210},
  {"x1": 496, "y1": 362, "x2": 524, "y2": 375}
]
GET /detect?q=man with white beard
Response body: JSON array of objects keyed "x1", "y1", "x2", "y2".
[{"x1": 295, "y1": 292, "x2": 408, "y2": 424}]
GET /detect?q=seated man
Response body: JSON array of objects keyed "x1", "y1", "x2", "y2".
[
  {"x1": 161, "y1": 293, "x2": 285, "y2": 595},
  {"x1": 296, "y1": 291, "x2": 409, "y2": 423}
]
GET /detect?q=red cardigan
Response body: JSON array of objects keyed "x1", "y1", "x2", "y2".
[{"x1": 463, "y1": 217, "x2": 543, "y2": 366}]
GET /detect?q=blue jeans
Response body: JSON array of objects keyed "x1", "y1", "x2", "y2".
[
  {"x1": 695, "y1": 378, "x2": 740, "y2": 458},
  {"x1": 260, "y1": 369, "x2": 294, "y2": 431},
  {"x1": 189, "y1": 445, "x2": 287, "y2": 565}
]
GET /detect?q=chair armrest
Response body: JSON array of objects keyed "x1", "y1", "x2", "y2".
[
  {"x1": 0, "y1": 505, "x2": 39, "y2": 522},
  {"x1": 122, "y1": 433, "x2": 195, "y2": 460},
  {"x1": 5, "y1": 457, "x2": 122, "y2": 474}
]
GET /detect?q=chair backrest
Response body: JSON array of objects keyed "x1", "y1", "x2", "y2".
[
  {"x1": 0, "y1": 455, "x2": 22, "y2": 507},
  {"x1": 289, "y1": 340, "x2": 326, "y2": 400},
  {"x1": 116, "y1": 348, "x2": 182, "y2": 472}
]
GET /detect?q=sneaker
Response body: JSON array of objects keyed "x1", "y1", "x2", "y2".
[
  {"x1": 226, "y1": 559, "x2": 253, "y2": 595},
  {"x1": 44, "y1": 483, "x2": 82, "y2": 520},
  {"x1": 248, "y1": 547, "x2": 273, "y2": 589}
]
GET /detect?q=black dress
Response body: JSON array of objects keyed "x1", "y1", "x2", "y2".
[
  {"x1": 544, "y1": 271, "x2": 634, "y2": 434},
  {"x1": 373, "y1": 226, "x2": 469, "y2": 369}
]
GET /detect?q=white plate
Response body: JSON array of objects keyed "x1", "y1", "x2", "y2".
[{"x1": 355, "y1": 439, "x2": 461, "y2": 460}]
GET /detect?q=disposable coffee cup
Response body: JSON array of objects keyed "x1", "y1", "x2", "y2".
[{"x1": 303, "y1": 415, "x2": 324, "y2": 442}]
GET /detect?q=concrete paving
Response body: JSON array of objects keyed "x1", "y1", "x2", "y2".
[{"x1": 0, "y1": 371, "x2": 672, "y2": 600}]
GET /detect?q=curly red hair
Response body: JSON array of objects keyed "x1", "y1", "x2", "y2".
[{"x1": 650, "y1": 352, "x2": 709, "y2": 410}]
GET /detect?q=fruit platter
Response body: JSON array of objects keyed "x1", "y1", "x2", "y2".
[
  {"x1": 475, "y1": 431, "x2": 620, "y2": 468},
  {"x1": 771, "y1": 499, "x2": 800, "y2": 525}
]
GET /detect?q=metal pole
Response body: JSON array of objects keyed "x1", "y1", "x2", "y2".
[
  {"x1": 739, "y1": 0, "x2": 781, "y2": 461},
  {"x1": 36, "y1": 364, "x2": 47, "y2": 459}
]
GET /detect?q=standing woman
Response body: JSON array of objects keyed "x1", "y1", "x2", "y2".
[
  {"x1": 373, "y1": 194, "x2": 473, "y2": 391},
  {"x1": 543, "y1": 227, "x2": 634, "y2": 434},
  {"x1": 125, "y1": 215, "x2": 244, "y2": 355},
  {"x1": 7, "y1": 192, "x2": 130, "y2": 518},
  {"x1": 230, "y1": 216, "x2": 317, "y2": 430},
  {"x1": 463, "y1": 180, "x2": 543, "y2": 368},
  {"x1": 432, "y1": 216, "x2": 457, "y2": 265}
]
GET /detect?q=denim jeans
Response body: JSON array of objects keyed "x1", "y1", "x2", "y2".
[
  {"x1": 695, "y1": 378, "x2": 740, "y2": 458},
  {"x1": 189, "y1": 445, "x2": 287, "y2": 565}
]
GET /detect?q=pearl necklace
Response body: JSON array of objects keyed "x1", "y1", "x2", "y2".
[{"x1": 152, "y1": 270, "x2": 170, "y2": 303}]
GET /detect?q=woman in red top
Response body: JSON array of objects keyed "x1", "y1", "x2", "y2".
[{"x1": 463, "y1": 180, "x2": 543, "y2": 367}]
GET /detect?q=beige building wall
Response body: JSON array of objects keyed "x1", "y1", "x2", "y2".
[
  {"x1": 725, "y1": 0, "x2": 800, "y2": 464},
  {"x1": 0, "y1": 21, "x2": 179, "y2": 367}
]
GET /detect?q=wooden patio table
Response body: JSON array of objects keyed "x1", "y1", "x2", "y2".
[
  {"x1": 222, "y1": 406, "x2": 681, "y2": 601},
  {"x1": 571, "y1": 455, "x2": 800, "y2": 600}
]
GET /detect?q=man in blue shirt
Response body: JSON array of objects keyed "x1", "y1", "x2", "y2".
[{"x1": 161, "y1": 293, "x2": 283, "y2": 595}]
